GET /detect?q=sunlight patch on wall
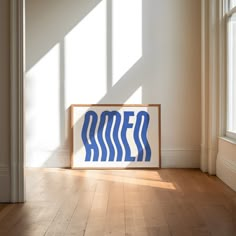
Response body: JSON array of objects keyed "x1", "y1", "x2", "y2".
[
  {"x1": 65, "y1": 0, "x2": 107, "y2": 107},
  {"x1": 112, "y1": 0, "x2": 142, "y2": 86},
  {"x1": 25, "y1": 44, "x2": 61, "y2": 166}
]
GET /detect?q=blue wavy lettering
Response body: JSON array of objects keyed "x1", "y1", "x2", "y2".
[
  {"x1": 81, "y1": 110, "x2": 151, "y2": 163},
  {"x1": 100, "y1": 111, "x2": 122, "y2": 162},
  {"x1": 121, "y1": 111, "x2": 135, "y2": 162},
  {"x1": 81, "y1": 111, "x2": 99, "y2": 162},
  {"x1": 134, "y1": 111, "x2": 151, "y2": 162}
]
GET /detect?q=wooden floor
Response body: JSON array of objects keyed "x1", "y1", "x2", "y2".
[{"x1": 0, "y1": 169, "x2": 236, "y2": 236}]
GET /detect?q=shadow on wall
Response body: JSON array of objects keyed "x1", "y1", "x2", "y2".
[{"x1": 25, "y1": 0, "x2": 201, "y2": 167}]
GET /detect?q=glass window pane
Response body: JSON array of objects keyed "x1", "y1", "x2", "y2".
[
  {"x1": 228, "y1": 14, "x2": 236, "y2": 133},
  {"x1": 230, "y1": 0, "x2": 236, "y2": 9}
]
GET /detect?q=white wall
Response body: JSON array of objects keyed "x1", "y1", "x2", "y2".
[
  {"x1": 25, "y1": 0, "x2": 201, "y2": 168},
  {"x1": 0, "y1": 0, "x2": 10, "y2": 201}
]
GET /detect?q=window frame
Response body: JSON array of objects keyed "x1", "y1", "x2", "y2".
[{"x1": 226, "y1": 1, "x2": 236, "y2": 140}]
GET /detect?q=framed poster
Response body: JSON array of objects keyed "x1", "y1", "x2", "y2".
[{"x1": 71, "y1": 104, "x2": 161, "y2": 169}]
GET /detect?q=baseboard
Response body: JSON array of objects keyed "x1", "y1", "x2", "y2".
[
  {"x1": 0, "y1": 166, "x2": 10, "y2": 202},
  {"x1": 161, "y1": 149, "x2": 200, "y2": 168},
  {"x1": 0, "y1": 166, "x2": 9, "y2": 176}
]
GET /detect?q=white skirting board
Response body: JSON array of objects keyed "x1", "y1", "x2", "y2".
[
  {"x1": 0, "y1": 166, "x2": 10, "y2": 202},
  {"x1": 26, "y1": 148, "x2": 200, "y2": 168},
  {"x1": 217, "y1": 138, "x2": 236, "y2": 192}
]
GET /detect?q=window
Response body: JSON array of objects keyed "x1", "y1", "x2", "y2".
[
  {"x1": 227, "y1": 0, "x2": 236, "y2": 139},
  {"x1": 230, "y1": 0, "x2": 236, "y2": 8}
]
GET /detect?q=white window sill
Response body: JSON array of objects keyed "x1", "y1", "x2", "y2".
[{"x1": 219, "y1": 136, "x2": 236, "y2": 145}]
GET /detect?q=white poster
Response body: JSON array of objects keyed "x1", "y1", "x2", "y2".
[{"x1": 71, "y1": 105, "x2": 161, "y2": 168}]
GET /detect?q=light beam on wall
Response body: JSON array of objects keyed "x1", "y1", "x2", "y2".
[
  {"x1": 112, "y1": 0, "x2": 142, "y2": 86},
  {"x1": 65, "y1": 0, "x2": 107, "y2": 107},
  {"x1": 25, "y1": 44, "x2": 61, "y2": 166}
]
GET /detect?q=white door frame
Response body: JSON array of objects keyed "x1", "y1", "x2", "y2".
[{"x1": 10, "y1": 0, "x2": 25, "y2": 202}]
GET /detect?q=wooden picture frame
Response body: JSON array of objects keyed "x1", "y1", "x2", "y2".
[{"x1": 70, "y1": 104, "x2": 161, "y2": 169}]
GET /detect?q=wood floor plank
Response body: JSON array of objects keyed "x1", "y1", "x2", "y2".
[{"x1": 0, "y1": 168, "x2": 236, "y2": 236}]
